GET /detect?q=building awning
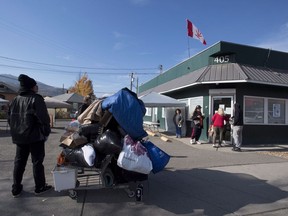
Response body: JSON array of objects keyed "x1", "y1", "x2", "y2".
[{"x1": 139, "y1": 92, "x2": 186, "y2": 107}]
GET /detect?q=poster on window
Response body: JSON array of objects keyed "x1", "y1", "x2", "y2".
[{"x1": 273, "y1": 104, "x2": 280, "y2": 118}]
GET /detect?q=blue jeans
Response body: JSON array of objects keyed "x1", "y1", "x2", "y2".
[{"x1": 176, "y1": 125, "x2": 182, "y2": 137}]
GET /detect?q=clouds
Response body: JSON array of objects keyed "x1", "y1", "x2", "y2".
[
  {"x1": 113, "y1": 31, "x2": 128, "y2": 50},
  {"x1": 255, "y1": 22, "x2": 288, "y2": 52}
]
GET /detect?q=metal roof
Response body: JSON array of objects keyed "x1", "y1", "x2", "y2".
[
  {"x1": 241, "y1": 64, "x2": 288, "y2": 86},
  {"x1": 52, "y1": 93, "x2": 83, "y2": 103},
  {"x1": 199, "y1": 63, "x2": 249, "y2": 82},
  {"x1": 139, "y1": 63, "x2": 288, "y2": 95},
  {"x1": 139, "y1": 92, "x2": 186, "y2": 107}
]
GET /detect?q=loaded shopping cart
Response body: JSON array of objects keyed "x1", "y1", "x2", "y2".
[
  {"x1": 52, "y1": 88, "x2": 170, "y2": 201},
  {"x1": 52, "y1": 154, "x2": 147, "y2": 201}
]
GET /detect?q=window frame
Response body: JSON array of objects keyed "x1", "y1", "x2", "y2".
[{"x1": 244, "y1": 96, "x2": 287, "y2": 125}]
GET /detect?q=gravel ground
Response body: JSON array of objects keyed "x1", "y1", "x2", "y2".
[{"x1": 259, "y1": 150, "x2": 288, "y2": 160}]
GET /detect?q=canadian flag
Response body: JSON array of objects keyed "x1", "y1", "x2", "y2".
[{"x1": 187, "y1": 19, "x2": 206, "y2": 45}]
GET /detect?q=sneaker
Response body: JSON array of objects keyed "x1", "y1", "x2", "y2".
[
  {"x1": 196, "y1": 141, "x2": 202, "y2": 145},
  {"x1": 232, "y1": 147, "x2": 241, "y2": 152},
  {"x1": 212, "y1": 144, "x2": 217, "y2": 148},
  {"x1": 34, "y1": 184, "x2": 52, "y2": 196},
  {"x1": 190, "y1": 139, "x2": 195, "y2": 144},
  {"x1": 12, "y1": 184, "x2": 23, "y2": 198}
]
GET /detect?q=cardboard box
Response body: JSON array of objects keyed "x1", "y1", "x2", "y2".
[
  {"x1": 61, "y1": 132, "x2": 88, "y2": 148},
  {"x1": 52, "y1": 166, "x2": 77, "y2": 192},
  {"x1": 59, "y1": 131, "x2": 73, "y2": 143}
]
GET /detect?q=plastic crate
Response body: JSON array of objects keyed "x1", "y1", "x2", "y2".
[{"x1": 52, "y1": 166, "x2": 77, "y2": 192}]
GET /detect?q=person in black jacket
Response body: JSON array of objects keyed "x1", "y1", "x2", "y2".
[
  {"x1": 8, "y1": 74, "x2": 52, "y2": 197},
  {"x1": 190, "y1": 105, "x2": 205, "y2": 144},
  {"x1": 77, "y1": 95, "x2": 92, "y2": 117},
  {"x1": 231, "y1": 103, "x2": 243, "y2": 152}
]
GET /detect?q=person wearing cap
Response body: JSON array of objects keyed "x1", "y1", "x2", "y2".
[
  {"x1": 8, "y1": 74, "x2": 52, "y2": 197},
  {"x1": 190, "y1": 105, "x2": 205, "y2": 144}
]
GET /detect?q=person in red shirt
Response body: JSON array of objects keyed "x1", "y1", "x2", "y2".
[{"x1": 211, "y1": 108, "x2": 229, "y2": 148}]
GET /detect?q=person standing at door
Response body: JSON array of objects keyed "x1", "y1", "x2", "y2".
[
  {"x1": 211, "y1": 107, "x2": 229, "y2": 148},
  {"x1": 8, "y1": 74, "x2": 52, "y2": 198},
  {"x1": 190, "y1": 105, "x2": 205, "y2": 144},
  {"x1": 173, "y1": 109, "x2": 183, "y2": 138},
  {"x1": 231, "y1": 103, "x2": 243, "y2": 152}
]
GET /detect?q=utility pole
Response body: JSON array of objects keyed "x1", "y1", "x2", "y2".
[
  {"x1": 129, "y1": 72, "x2": 139, "y2": 93},
  {"x1": 159, "y1": 64, "x2": 163, "y2": 74},
  {"x1": 130, "y1": 72, "x2": 134, "y2": 91},
  {"x1": 136, "y1": 76, "x2": 139, "y2": 94}
]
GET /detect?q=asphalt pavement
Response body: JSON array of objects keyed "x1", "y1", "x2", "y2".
[{"x1": 1, "y1": 119, "x2": 288, "y2": 216}]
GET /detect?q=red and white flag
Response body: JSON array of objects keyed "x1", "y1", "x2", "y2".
[{"x1": 187, "y1": 19, "x2": 206, "y2": 45}]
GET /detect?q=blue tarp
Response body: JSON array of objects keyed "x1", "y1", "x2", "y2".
[{"x1": 102, "y1": 88, "x2": 147, "y2": 140}]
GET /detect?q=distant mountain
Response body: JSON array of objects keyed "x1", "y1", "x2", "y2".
[{"x1": 0, "y1": 74, "x2": 67, "y2": 97}]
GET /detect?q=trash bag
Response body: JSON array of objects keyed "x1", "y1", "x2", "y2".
[
  {"x1": 94, "y1": 150, "x2": 107, "y2": 168},
  {"x1": 141, "y1": 141, "x2": 170, "y2": 174},
  {"x1": 94, "y1": 129, "x2": 123, "y2": 154},
  {"x1": 79, "y1": 123, "x2": 101, "y2": 142},
  {"x1": 117, "y1": 135, "x2": 152, "y2": 174},
  {"x1": 62, "y1": 144, "x2": 96, "y2": 167},
  {"x1": 110, "y1": 157, "x2": 148, "y2": 183}
]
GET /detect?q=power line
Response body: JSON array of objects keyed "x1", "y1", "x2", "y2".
[
  {"x1": 0, "y1": 63, "x2": 159, "y2": 75},
  {"x1": 0, "y1": 17, "x2": 96, "y2": 60},
  {"x1": 0, "y1": 55, "x2": 158, "y2": 72}
]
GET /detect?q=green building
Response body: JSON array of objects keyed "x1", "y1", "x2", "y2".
[{"x1": 139, "y1": 41, "x2": 288, "y2": 145}]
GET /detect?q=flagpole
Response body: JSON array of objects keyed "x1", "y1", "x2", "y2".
[
  {"x1": 187, "y1": 35, "x2": 190, "y2": 58},
  {"x1": 186, "y1": 19, "x2": 191, "y2": 58}
]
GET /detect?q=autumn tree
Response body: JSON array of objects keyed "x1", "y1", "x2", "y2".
[{"x1": 68, "y1": 73, "x2": 95, "y2": 98}]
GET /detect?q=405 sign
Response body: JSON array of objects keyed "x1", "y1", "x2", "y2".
[{"x1": 213, "y1": 55, "x2": 230, "y2": 64}]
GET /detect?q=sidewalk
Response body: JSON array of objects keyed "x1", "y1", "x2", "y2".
[
  {"x1": 1, "y1": 124, "x2": 288, "y2": 216},
  {"x1": 164, "y1": 133, "x2": 288, "y2": 155}
]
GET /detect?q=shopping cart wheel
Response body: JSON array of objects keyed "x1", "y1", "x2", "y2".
[
  {"x1": 68, "y1": 190, "x2": 77, "y2": 199},
  {"x1": 128, "y1": 191, "x2": 135, "y2": 198},
  {"x1": 102, "y1": 168, "x2": 114, "y2": 187},
  {"x1": 124, "y1": 188, "x2": 135, "y2": 198}
]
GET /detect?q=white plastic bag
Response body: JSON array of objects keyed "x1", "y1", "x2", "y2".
[
  {"x1": 81, "y1": 144, "x2": 96, "y2": 167},
  {"x1": 117, "y1": 135, "x2": 152, "y2": 174}
]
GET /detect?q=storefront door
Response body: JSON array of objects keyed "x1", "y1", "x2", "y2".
[{"x1": 211, "y1": 96, "x2": 234, "y2": 143}]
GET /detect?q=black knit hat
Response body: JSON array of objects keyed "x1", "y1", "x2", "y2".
[{"x1": 18, "y1": 74, "x2": 37, "y2": 89}]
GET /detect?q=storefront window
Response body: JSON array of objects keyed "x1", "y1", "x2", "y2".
[
  {"x1": 268, "y1": 99, "x2": 285, "y2": 124},
  {"x1": 244, "y1": 97, "x2": 264, "y2": 124}
]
